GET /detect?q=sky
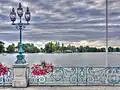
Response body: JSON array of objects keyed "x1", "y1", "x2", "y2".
[{"x1": 0, "y1": 0, "x2": 120, "y2": 48}]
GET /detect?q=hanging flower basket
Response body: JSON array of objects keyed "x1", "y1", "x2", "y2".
[
  {"x1": 0, "y1": 63, "x2": 8, "y2": 76},
  {"x1": 31, "y1": 61, "x2": 54, "y2": 76}
]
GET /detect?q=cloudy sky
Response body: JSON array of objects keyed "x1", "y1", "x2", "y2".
[{"x1": 0, "y1": 0, "x2": 120, "y2": 47}]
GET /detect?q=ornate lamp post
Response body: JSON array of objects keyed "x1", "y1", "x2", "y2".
[
  {"x1": 10, "y1": 3, "x2": 31, "y2": 64},
  {"x1": 9, "y1": 3, "x2": 31, "y2": 87}
]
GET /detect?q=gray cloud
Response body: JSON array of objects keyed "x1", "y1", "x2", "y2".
[{"x1": 0, "y1": 0, "x2": 120, "y2": 46}]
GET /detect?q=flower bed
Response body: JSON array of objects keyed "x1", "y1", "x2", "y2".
[
  {"x1": 31, "y1": 61, "x2": 54, "y2": 76},
  {"x1": 0, "y1": 63, "x2": 8, "y2": 76}
]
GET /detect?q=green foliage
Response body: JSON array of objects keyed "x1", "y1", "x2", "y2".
[
  {"x1": 6, "y1": 43, "x2": 15, "y2": 53},
  {"x1": 40, "y1": 48, "x2": 45, "y2": 53},
  {"x1": 22, "y1": 43, "x2": 40, "y2": 53},
  {"x1": 108, "y1": 46, "x2": 114, "y2": 52},
  {"x1": 0, "y1": 41, "x2": 5, "y2": 53},
  {"x1": 42, "y1": 42, "x2": 120, "y2": 53},
  {"x1": 1, "y1": 41, "x2": 120, "y2": 53},
  {"x1": 45, "y1": 42, "x2": 56, "y2": 53},
  {"x1": 115, "y1": 47, "x2": 120, "y2": 52}
]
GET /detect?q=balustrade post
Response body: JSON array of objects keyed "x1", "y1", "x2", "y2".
[
  {"x1": 86, "y1": 67, "x2": 87, "y2": 85},
  {"x1": 3, "y1": 75, "x2": 5, "y2": 87},
  {"x1": 27, "y1": 67, "x2": 30, "y2": 86},
  {"x1": 77, "y1": 68, "x2": 78, "y2": 85},
  {"x1": 12, "y1": 63, "x2": 29, "y2": 87},
  {"x1": 106, "y1": 67, "x2": 108, "y2": 85}
]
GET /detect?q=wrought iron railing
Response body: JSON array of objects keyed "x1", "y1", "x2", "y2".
[
  {"x1": 1, "y1": 67, "x2": 120, "y2": 86},
  {"x1": 0, "y1": 68, "x2": 13, "y2": 86},
  {"x1": 29, "y1": 67, "x2": 120, "y2": 85}
]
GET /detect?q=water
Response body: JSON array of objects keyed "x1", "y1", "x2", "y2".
[{"x1": 0, "y1": 52, "x2": 120, "y2": 67}]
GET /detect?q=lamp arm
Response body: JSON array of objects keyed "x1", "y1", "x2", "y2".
[{"x1": 12, "y1": 23, "x2": 29, "y2": 30}]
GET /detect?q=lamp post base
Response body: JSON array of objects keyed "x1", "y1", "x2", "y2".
[
  {"x1": 15, "y1": 54, "x2": 26, "y2": 64},
  {"x1": 12, "y1": 63, "x2": 29, "y2": 87}
]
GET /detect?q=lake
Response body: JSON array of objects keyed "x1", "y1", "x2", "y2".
[{"x1": 0, "y1": 52, "x2": 120, "y2": 67}]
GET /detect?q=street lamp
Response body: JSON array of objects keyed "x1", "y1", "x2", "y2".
[{"x1": 10, "y1": 3, "x2": 31, "y2": 64}]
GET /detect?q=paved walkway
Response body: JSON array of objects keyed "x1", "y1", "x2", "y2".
[{"x1": 1, "y1": 86, "x2": 120, "y2": 90}]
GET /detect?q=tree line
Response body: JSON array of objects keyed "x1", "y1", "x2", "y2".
[{"x1": 0, "y1": 41, "x2": 120, "y2": 53}]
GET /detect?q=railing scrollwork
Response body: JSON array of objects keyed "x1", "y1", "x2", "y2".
[
  {"x1": 29, "y1": 67, "x2": 120, "y2": 85},
  {"x1": 1, "y1": 67, "x2": 120, "y2": 86}
]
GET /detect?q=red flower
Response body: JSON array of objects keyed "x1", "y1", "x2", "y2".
[
  {"x1": 32, "y1": 69, "x2": 38, "y2": 75},
  {"x1": 0, "y1": 64, "x2": 8, "y2": 76},
  {"x1": 31, "y1": 62, "x2": 54, "y2": 76}
]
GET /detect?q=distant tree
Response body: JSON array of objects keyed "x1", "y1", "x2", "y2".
[
  {"x1": 67, "y1": 44, "x2": 71, "y2": 50},
  {"x1": 55, "y1": 42, "x2": 60, "y2": 51},
  {"x1": 33, "y1": 46, "x2": 40, "y2": 53},
  {"x1": 71, "y1": 46, "x2": 76, "y2": 52},
  {"x1": 85, "y1": 46, "x2": 89, "y2": 52},
  {"x1": 100, "y1": 48, "x2": 106, "y2": 52},
  {"x1": 115, "y1": 47, "x2": 120, "y2": 52},
  {"x1": 0, "y1": 41, "x2": 5, "y2": 53},
  {"x1": 6, "y1": 43, "x2": 15, "y2": 53},
  {"x1": 8, "y1": 41, "x2": 120, "y2": 53},
  {"x1": 108, "y1": 46, "x2": 114, "y2": 52},
  {"x1": 92, "y1": 47, "x2": 97, "y2": 52},
  {"x1": 97, "y1": 48, "x2": 101, "y2": 52},
  {"x1": 45, "y1": 42, "x2": 56, "y2": 53},
  {"x1": 17, "y1": 43, "x2": 40, "y2": 53},
  {"x1": 61, "y1": 43, "x2": 66, "y2": 52},
  {"x1": 86, "y1": 47, "x2": 97, "y2": 52},
  {"x1": 40, "y1": 48, "x2": 45, "y2": 53},
  {"x1": 77, "y1": 46, "x2": 84, "y2": 52}
]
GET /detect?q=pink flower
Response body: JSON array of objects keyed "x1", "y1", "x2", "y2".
[
  {"x1": 0, "y1": 64, "x2": 8, "y2": 76},
  {"x1": 31, "y1": 62, "x2": 54, "y2": 76}
]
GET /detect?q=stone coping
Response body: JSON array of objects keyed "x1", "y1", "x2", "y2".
[{"x1": 12, "y1": 63, "x2": 29, "y2": 68}]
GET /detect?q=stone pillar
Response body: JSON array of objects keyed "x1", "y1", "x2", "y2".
[{"x1": 12, "y1": 63, "x2": 29, "y2": 87}]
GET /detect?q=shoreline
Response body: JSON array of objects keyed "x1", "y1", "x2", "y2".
[{"x1": 0, "y1": 52, "x2": 119, "y2": 54}]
